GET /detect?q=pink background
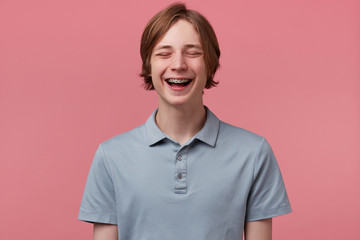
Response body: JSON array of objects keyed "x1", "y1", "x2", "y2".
[{"x1": 1, "y1": 0, "x2": 359, "y2": 239}]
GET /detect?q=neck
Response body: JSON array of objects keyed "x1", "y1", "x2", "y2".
[{"x1": 155, "y1": 102, "x2": 206, "y2": 146}]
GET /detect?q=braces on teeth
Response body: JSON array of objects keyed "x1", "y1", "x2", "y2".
[{"x1": 167, "y1": 79, "x2": 190, "y2": 83}]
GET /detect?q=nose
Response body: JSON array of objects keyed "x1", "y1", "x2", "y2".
[{"x1": 170, "y1": 52, "x2": 187, "y2": 71}]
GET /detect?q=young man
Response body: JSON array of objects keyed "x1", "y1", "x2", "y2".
[{"x1": 79, "y1": 3, "x2": 291, "y2": 240}]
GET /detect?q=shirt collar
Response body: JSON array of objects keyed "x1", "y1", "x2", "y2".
[
  {"x1": 193, "y1": 106, "x2": 220, "y2": 147},
  {"x1": 145, "y1": 106, "x2": 220, "y2": 147},
  {"x1": 145, "y1": 109, "x2": 167, "y2": 146}
]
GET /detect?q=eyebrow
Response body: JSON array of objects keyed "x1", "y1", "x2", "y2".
[{"x1": 154, "y1": 44, "x2": 203, "y2": 51}]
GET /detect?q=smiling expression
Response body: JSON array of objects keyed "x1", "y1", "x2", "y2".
[{"x1": 150, "y1": 19, "x2": 207, "y2": 108}]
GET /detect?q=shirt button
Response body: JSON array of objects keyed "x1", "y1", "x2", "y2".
[
  {"x1": 177, "y1": 173, "x2": 182, "y2": 179},
  {"x1": 177, "y1": 155, "x2": 182, "y2": 161}
]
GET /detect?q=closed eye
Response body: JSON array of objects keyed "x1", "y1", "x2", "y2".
[
  {"x1": 156, "y1": 52, "x2": 171, "y2": 57},
  {"x1": 186, "y1": 51, "x2": 202, "y2": 57}
]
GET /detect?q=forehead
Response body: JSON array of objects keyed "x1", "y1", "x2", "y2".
[{"x1": 154, "y1": 19, "x2": 201, "y2": 49}]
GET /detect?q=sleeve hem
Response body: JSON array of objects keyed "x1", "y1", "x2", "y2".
[
  {"x1": 78, "y1": 212, "x2": 117, "y2": 225},
  {"x1": 245, "y1": 205, "x2": 292, "y2": 222}
]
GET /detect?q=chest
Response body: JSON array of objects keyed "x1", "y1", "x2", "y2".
[{"x1": 107, "y1": 143, "x2": 255, "y2": 219}]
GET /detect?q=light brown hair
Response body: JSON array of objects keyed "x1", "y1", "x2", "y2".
[{"x1": 140, "y1": 3, "x2": 221, "y2": 90}]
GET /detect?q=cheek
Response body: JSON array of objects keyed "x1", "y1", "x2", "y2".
[
  {"x1": 194, "y1": 61, "x2": 208, "y2": 88},
  {"x1": 150, "y1": 61, "x2": 167, "y2": 89},
  {"x1": 190, "y1": 57, "x2": 206, "y2": 71},
  {"x1": 193, "y1": 61, "x2": 207, "y2": 78},
  {"x1": 151, "y1": 61, "x2": 168, "y2": 77}
]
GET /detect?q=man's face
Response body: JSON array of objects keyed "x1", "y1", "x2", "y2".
[{"x1": 150, "y1": 19, "x2": 207, "y2": 108}]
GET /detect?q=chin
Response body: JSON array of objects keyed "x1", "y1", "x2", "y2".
[{"x1": 166, "y1": 96, "x2": 202, "y2": 108}]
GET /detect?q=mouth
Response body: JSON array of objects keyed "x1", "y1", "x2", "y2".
[{"x1": 165, "y1": 78, "x2": 193, "y2": 87}]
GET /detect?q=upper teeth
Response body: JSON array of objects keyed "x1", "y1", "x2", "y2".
[{"x1": 167, "y1": 79, "x2": 190, "y2": 83}]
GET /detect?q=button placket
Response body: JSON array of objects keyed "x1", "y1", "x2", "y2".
[{"x1": 174, "y1": 148, "x2": 188, "y2": 194}]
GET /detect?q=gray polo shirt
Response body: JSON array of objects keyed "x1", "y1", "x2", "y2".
[{"x1": 79, "y1": 107, "x2": 291, "y2": 239}]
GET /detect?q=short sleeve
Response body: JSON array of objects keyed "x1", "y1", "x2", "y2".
[
  {"x1": 245, "y1": 138, "x2": 292, "y2": 222},
  {"x1": 78, "y1": 144, "x2": 117, "y2": 224}
]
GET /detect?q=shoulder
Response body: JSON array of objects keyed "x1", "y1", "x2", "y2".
[
  {"x1": 218, "y1": 122, "x2": 279, "y2": 173},
  {"x1": 217, "y1": 120, "x2": 266, "y2": 151},
  {"x1": 99, "y1": 124, "x2": 146, "y2": 154}
]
